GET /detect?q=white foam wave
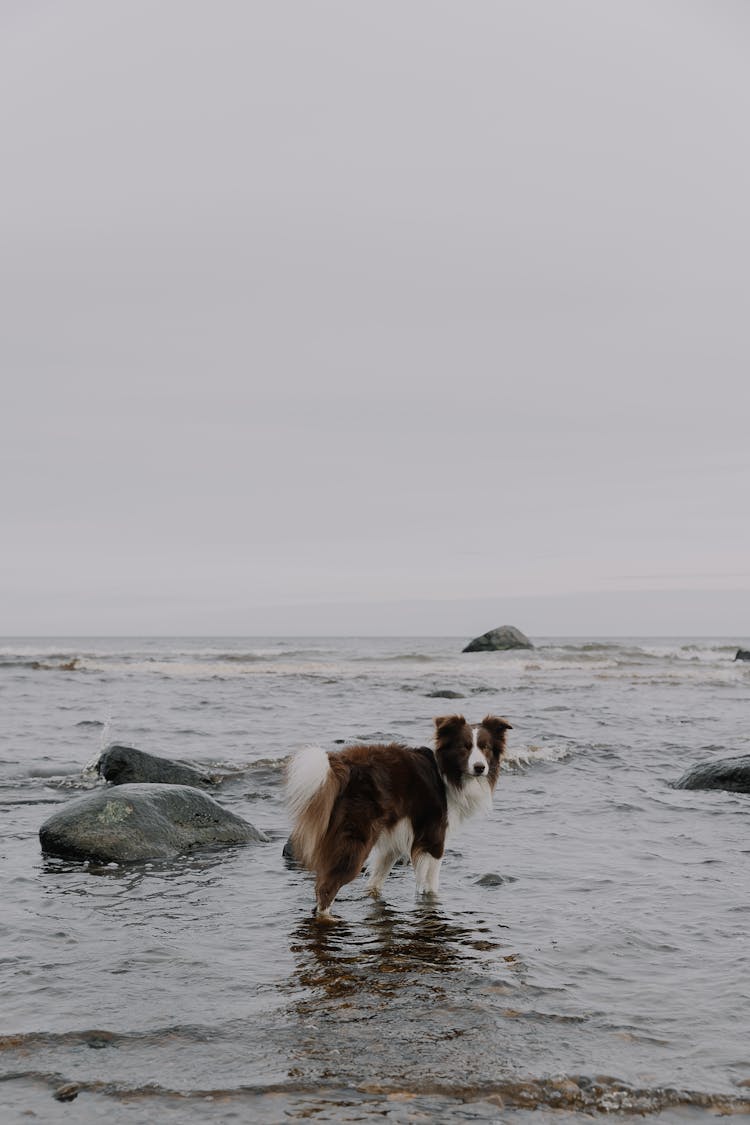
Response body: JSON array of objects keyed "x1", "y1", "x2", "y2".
[{"x1": 504, "y1": 743, "x2": 570, "y2": 767}]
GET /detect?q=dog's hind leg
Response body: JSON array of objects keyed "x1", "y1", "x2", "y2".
[
  {"x1": 412, "y1": 851, "x2": 442, "y2": 896},
  {"x1": 315, "y1": 836, "x2": 371, "y2": 917},
  {"x1": 367, "y1": 819, "x2": 414, "y2": 896},
  {"x1": 366, "y1": 845, "x2": 399, "y2": 897}
]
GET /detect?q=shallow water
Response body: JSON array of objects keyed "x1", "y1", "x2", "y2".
[{"x1": 1, "y1": 636, "x2": 749, "y2": 1122}]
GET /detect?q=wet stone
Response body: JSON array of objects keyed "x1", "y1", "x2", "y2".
[
  {"x1": 462, "y1": 625, "x2": 533, "y2": 653},
  {"x1": 97, "y1": 744, "x2": 219, "y2": 788},
  {"x1": 39, "y1": 783, "x2": 268, "y2": 863},
  {"x1": 53, "y1": 1084, "x2": 80, "y2": 1102},
  {"x1": 672, "y1": 754, "x2": 750, "y2": 794},
  {"x1": 475, "y1": 873, "x2": 518, "y2": 887}
]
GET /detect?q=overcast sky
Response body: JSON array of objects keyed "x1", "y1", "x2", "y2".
[{"x1": 1, "y1": 1, "x2": 749, "y2": 635}]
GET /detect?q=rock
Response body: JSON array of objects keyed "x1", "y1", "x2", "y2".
[
  {"x1": 673, "y1": 755, "x2": 750, "y2": 794},
  {"x1": 426, "y1": 690, "x2": 465, "y2": 699},
  {"x1": 462, "y1": 625, "x2": 533, "y2": 653},
  {"x1": 97, "y1": 744, "x2": 218, "y2": 788},
  {"x1": 54, "y1": 1084, "x2": 81, "y2": 1103},
  {"x1": 475, "y1": 873, "x2": 518, "y2": 886},
  {"x1": 282, "y1": 836, "x2": 298, "y2": 861},
  {"x1": 39, "y1": 784, "x2": 268, "y2": 863},
  {"x1": 735, "y1": 649, "x2": 750, "y2": 662}
]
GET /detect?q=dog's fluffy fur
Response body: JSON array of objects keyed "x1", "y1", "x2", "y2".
[{"x1": 286, "y1": 714, "x2": 511, "y2": 915}]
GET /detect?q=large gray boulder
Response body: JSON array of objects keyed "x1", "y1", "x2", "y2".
[
  {"x1": 673, "y1": 755, "x2": 750, "y2": 794},
  {"x1": 97, "y1": 744, "x2": 218, "y2": 788},
  {"x1": 39, "y1": 784, "x2": 267, "y2": 863},
  {"x1": 735, "y1": 649, "x2": 750, "y2": 662},
  {"x1": 462, "y1": 625, "x2": 533, "y2": 653}
]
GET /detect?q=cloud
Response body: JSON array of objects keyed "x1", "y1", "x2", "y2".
[{"x1": 1, "y1": 1, "x2": 749, "y2": 633}]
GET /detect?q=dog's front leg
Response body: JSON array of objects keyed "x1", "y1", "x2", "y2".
[{"x1": 413, "y1": 852, "x2": 441, "y2": 896}]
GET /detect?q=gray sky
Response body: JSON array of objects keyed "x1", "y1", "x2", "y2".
[{"x1": 2, "y1": 1, "x2": 749, "y2": 635}]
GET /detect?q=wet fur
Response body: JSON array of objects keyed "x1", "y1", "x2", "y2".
[{"x1": 286, "y1": 714, "x2": 511, "y2": 916}]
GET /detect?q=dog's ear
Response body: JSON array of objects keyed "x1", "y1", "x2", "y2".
[
  {"x1": 482, "y1": 715, "x2": 512, "y2": 752},
  {"x1": 434, "y1": 714, "x2": 466, "y2": 741},
  {"x1": 482, "y1": 715, "x2": 512, "y2": 733}
]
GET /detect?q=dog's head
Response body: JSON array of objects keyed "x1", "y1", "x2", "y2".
[{"x1": 433, "y1": 713, "x2": 512, "y2": 788}]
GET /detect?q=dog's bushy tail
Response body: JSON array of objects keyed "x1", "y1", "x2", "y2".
[{"x1": 286, "y1": 745, "x2": 341, "y2": 869}]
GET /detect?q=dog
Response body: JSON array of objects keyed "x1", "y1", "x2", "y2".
[{"x1": 286, "y1": 714, "x2": 511, "y2": 916}]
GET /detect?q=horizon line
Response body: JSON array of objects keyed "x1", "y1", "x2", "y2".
[{"x1": 1, "y1": 632, "x2": 748, "y2": 641}]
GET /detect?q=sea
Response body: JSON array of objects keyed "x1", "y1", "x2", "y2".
[{"x1": 1, "y1": 635, "x2": 749, "y2": 1123}]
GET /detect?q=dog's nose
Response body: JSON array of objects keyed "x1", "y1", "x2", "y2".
[{"x1": 473, "y1": 762, "x2": 486, "y2": 775}]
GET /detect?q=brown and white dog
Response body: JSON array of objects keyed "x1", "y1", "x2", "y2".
[{"x1": 286, "y1": 714, "x2": 512, "y2": 916}]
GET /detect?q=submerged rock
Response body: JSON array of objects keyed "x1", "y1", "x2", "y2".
[
  {"x1": 426, "y1": 689, "x2": 465, "y2": 699},
  {"x1": 462, "y1": 625, "x2": 533, "y2": 653},
  {"x1": 97, "y1": 744, "x2": 218, "y2": 788},
  {"x1": 39, "y1": 783, "x2": 268, "y2": 863},
  {"x1": 475, "y1": 872, "x2": 518, "y2": 886},
  {"x1": 735, "y1": 649, "x2": 750, "y2": 662},
  {"x1": 53, "y1": 1084, "x2": 81, "y2": 1103},
  {"x1": 673, "y1": 755, "x2": 750, "y2": 794}
]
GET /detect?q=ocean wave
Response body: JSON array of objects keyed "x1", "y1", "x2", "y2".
[
  {"x1": 220, "y1": 756, "x2": 287, "y2": 780},
  {"x1": 539, "y1": 641, "x2": 747, "y2": 670},
  {"x1": 0, "y1": 1025, "x2": 225, "y2": 1053},
  {"x1": 0, "y1": 657, "x2": 82, "y2": 672},
  {"x1": 38, "y1": 774, "x2": 105, "y2": 791},
  {"x1": 550, "y1": 642, "x2": 622, "y2": 653},
  {"x1": 163, "y1": 648, "x2": 335, "y2": 664},
  {"x1": 1, "y1": 769, "x2": 103, "y2": 793},
  {"x1": 504, "y1": 743, "x2": 571, "y2": 767},
  {"x1": 0, "y1": 795, "x2": 67, "y2": 806},
  {"x1": 208, "y1": 650, "x2": 330, "y2": 663},
  {"x1": 680, "y1": 642, "x2": 743, "y2": 654},
  {"x1": 357, "y1": 1074, "x2": 750, "y2": 1116},
  {"x1": 1, "y1": 1061, "x2": 746, "y2": 1118}
]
